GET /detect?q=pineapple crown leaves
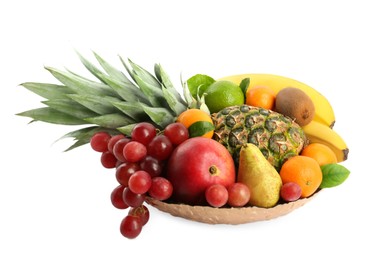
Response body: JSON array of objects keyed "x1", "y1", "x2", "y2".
[{"x1": 17, "y1": 51, "x2": 190, "y2": 151}]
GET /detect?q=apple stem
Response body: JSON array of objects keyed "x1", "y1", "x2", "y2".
[{"x1": 209, "y1": 165, "x2": 219, "y2": 176}]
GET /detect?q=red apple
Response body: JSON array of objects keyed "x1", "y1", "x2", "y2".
[{"x1": 166, "y1": 137, "x2": 235, "y2": 205}]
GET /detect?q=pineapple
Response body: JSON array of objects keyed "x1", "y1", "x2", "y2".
[
  {"x1": 211, "y1": 105, "x2": 308, "y2": 170},
  {"x1": 17, "y1": 52, "x2": 190, "y2": 151}
]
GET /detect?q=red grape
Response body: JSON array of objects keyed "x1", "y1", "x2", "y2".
[
  {"x1": 131, "y1": 122, "x2": 157, "y2": 146},
  {"x1": 128, "y1": 170, "x2": 152, "y2": 194},
  {"x1": 140, "y1": 156, "x2": 163, "y2": 177},
  {"x1": 147, "y1": 135, "x2": 173, "y2": 161},
  {"x1": 164, "y1": 122, "x2": 189, "y2": 145},
  {"x1": 129, "y1": 205, "x2": 149, "y2": 226},
  {"x1": 280, "y1": 182, "x2": 302, "y2": 202},
  {"x1": 120, "y1": 215, "x2": 142, "y2": 239},
  {"x1": 90, "y1": 132, "x2": 111, "y2": 152},
  {"x1": 123, "y1": 141, "x2": 147, "y2": 163},
  {"x1": 108, "y1": 134, "x2": 125, "y2": 153},
  {"x1": 116, "y1": 162, "x2": 140, "y2": 186},
  {"x1": 113, "y1": 138, "x2": 130, "y2": 162},
  {"x1": 100, "y1": 151, "x2": 118, "y2": 169},
  {"x1": 227, "y1": 182, "x2": 250, "y2": 207},
  {"x1": 122, "y1": 187, "x2": 145, "y2": 207},
  {"x1": 205, "y1": 184, "x2": 228, "y2": 208},
  {"x1": 148, "y1": 177, "x2": 173, "y2": 201},
  {"x1": 111, "y1": 185, "x2": 129, "y2": 209}
]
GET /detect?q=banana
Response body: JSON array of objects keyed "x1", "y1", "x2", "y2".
[
  {"x1": 219, "y1": 74, "x2": 336, "y2": 128},
  {"x1": 302, "y1": 120, "x2": 349, "y2": 162}
]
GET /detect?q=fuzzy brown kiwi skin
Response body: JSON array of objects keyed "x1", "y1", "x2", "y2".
[{"x1": 274, "y1": 87, "x2": 315, "y2": 126}]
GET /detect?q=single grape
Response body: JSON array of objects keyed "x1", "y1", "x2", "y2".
[
  {"x1": 148, "y1": 177, "x2": 173, "y2": 201},
  {"x1": 164, "y1": 122, "x2": 189, "y2": 146},
  {"x1": 100, "y1": 151, "x2": 118, "y2": 169},
  {"x1": 128, "y1": 170, "x2": 152, "y2": 194},
  {"x1": 140, "y1": 156, "x2": 163, "y2": 177},
  {"x1": 131, "y1": 122, "x2": 157, "y2": 146},
  {"x1": 111, "y1": 185, "x2": 129, "y2": 209},
  {"x1": 90, "y1": 132, "x2": 111, "y2": 152},
  {"x1": 120, "y1": 215, "x2": 142, "y2": 239},
  {"x1": 116, "y1": 162, "x2": 140, "y2": 186},
  {"x1": 112, "y1": 138, "x2": 130, "y2": 162},
  {"x1": 147, "y1": 135, "x2": 173, "y2": 161},
  {"x1": 108, "y1": 134, "x2": 125, "y2": 153},
  {"x1": 280, "y1": 182, "x2": 302, "y2": 202},
  {"x1": 123, "y1": 141, "x2": 147, "y2": 163},
  {"x1": 205, "y1": 184, "x2": 228, "y2": 208},
  {"x1": 129, "y1": 205, "x2": 150, "y2": 226},
  {"x1": 122, "y1": 187, "x2": 145, "y2": 207},
  {"x1": 227, "y1": 182, "x2": 250, "y2": 207}
]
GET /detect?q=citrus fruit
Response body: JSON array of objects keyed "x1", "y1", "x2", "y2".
[
  {"x1": 245, "y1": 85, "x2": 276, "y2": 110},
  {"x1": 300, "y1": 143, "x2": 337, "y2": 166},
  {"x1": 204, "y1": 80, "x2": 244, "y2": 113},
  {"x1": 177, "y1": 109, "x2": 214, "y2": 138},
  {"x1": 279, "y1": 156, "x2": 322, "y2": 198}
]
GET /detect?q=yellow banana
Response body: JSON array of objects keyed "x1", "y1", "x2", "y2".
[
  {"x1": 219, "y1": 74, "x2": 336, "y2": 128},
  {"x1": 302, "y1": 120, "x2": 349, "y2": 162}
]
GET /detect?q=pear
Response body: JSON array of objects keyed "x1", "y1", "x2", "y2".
[{"x1": 237, "y1": 143, "x2": 282, "y2": 208}]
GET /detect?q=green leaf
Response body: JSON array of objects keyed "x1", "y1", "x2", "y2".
[
  {"x1": 141, "y1": 104, "x2": 174, "y2": 128},
  {"x1": 188, "y1": 121, "x2": 215, "y2": 138},
  {"x1": 17, "y1": 107, "x2": 87, "y2": 125},
  {"x1": 67, "y1": 94, "x2": 120, "y2": 115},
  {"x1": 154, "y1": 64, "x2": 186, "y2": 106},
  {"x1": 181, "y1": 79, "x2": 197, "y2": 108},
  {"x1": 84, "y1": 113, "x2": 134, "y2": 129},
  {"x1": 162, "y1": 86, "x2": 187, "y2": 116},
  {"x1": 239, "y1": 78, "x2": 250, "y2": 100},
  {"x1": 42, "y1": 99, "x2": 99, "y2": 119},
  {"x1": 320, "y1": 164, "x2": 350, "y2": 188},
  {"x1": 20, "y1": 82, "x2": 74, "y2": 100},
  {"x1": 117, "y1": 124, "x2": 138, "y2": 136},
  {"x1": 111, "y1": 101, "x2": 148, "y2": 121},
  {"x1": 186, "y1": 74, "x2": 215, "y2": 98},
  {"x1": 93, "y1": 52, "x2": 131, "y2": 84}
]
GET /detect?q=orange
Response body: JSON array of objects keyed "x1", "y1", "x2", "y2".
[
  {"x1": 245, "y1": 85, "x2": 276, "y2": 110},
  {"x1": 177, "y1": 109, "x2": 214, "y2": 138},
  {"x1": 279, "y1": 156, "x2": 322, "y2": 198},
  {"x1": 301, "y1": 143, "x2": 337, "y2": 166}
]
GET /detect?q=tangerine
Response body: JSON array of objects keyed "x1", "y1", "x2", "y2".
[
  {"x1": 279, "y1": 155, "x2": 322, "y2": 198},
  {"x1": 245, "y1": 85, "x2": 276, "y2": 110},
  {"x1": 301, "y1": 143, "x2": 337, "y2": 166},
  {"x1": 177, "y1": 109, "x2": 214, "y2": 138}
]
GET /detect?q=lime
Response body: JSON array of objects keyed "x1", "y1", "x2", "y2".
[{"x1": 204, "y1": 80, "x2": 244, "y2": 113}]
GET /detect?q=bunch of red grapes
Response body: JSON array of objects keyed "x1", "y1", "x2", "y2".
[{"x1": 90, "y1": 122, "x2": 189, "y2": 239}]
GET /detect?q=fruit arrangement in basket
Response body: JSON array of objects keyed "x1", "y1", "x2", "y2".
[{"x1": 17, "y1": 52, "x2": 350, "y2": 239}]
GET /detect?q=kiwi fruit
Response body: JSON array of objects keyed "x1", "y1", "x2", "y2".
[{"x1": 274, "y1": 87, "x2": 315, "y2": 126}]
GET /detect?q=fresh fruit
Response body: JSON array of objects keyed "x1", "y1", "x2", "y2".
[
  {"x1": 100, "y1": 151, "x2": 118, "y2": 168},
  {"x1": 123, "y1": 141, "x2": 147, "y2": 163},
  {"x1": 218, "y1": 73, "x2": 336, "y2": 127},
  {"x1": 274, "y1": 87, "x2": 315, "y2": 126},
  {"x1": 203, "y1": 80, "x2": 245, "y2": 113},
  {"x1": 166, "y1": 137, "x2": 235, "y2": 205},
  {"x1": 112, "y1": 138, "x2": 131, "y2": 162},
  {"x1": 120, "y1": 215, "x2": 142, "y2": 239},
  {"x1": 205, "y1": 184, "x2": 229, "y2": 208},
  {"x1": 148, "y1": 177, "x2": 173, "y2": 201},
  {"x1": 128, "y1": 170, "x2": 152, "y2": 194},
  {"x1": 279, "y1": 156, "x2": 322, "y2": 198},
  {"x1": 139, "y1": 156, "x2": 163, "y2": 177},
  {"x1": 177, "y1": 108, "x2": 214, "y2": 138},
  {"x1": 131, "y1": 122, "x2": 157, "y2": 146},
  {"x1": 108, "y1": 134, "x2": 125, "y2": 153},
  {"x1": 116, "y1": 162, "x2": 140, "y2": 186},
  {"x1": 147, "y1": 135, "x2": 173, "y2": 161},
  {"x1": 129, "y1": 205, "x2": 150, "y2": 226},
  {"x1": 111, "y1": 185, "x2": 129, "y2": 209},
  {"x1": 245, "y1": 85, "x2": 276, "y2": 110},
  {"x1": 280, "y1": 182, "x2": 302, "y2": 202},
  {"x1": 163, "y1": 122, "x2": 189, "y2": 145},
  {"x1": 122, "y1": 187, "x2": 145, "y2": 207},
  {"x1": 237, "y1": 143, "x2": 282, "y2": 208},
  {"x1": 302, "y1": 120, "x2": 348, "y2": 162},
  {"x1": 90, "y1": 132, "x2": 111, "y2": 152},
  {"x1": 227, "y1": 183, "x2": 250, "y2": 207},
  {"x1": 301, "y1": 143, "x2": 337, "y2": 166},
  {"x1": 212, "y1": 105, "x2": 307, "y2": 170}
]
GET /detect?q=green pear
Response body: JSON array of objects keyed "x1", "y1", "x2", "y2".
[{"x1": 237, "y1": 143, "x2": 282, "y2": 208}]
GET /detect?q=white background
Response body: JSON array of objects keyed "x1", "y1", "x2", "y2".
[{"x1": 1, "y1": 0, "x2": 388, "y2": 259}]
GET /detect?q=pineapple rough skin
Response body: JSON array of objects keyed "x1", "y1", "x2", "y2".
[{"x1": 211, "y1": 105, "x2": 308, "y2": 171}]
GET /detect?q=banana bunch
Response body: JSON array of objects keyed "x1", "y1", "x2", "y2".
[{"x1": 219, "y1": 74, "x2": 349, "y2": 162}]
